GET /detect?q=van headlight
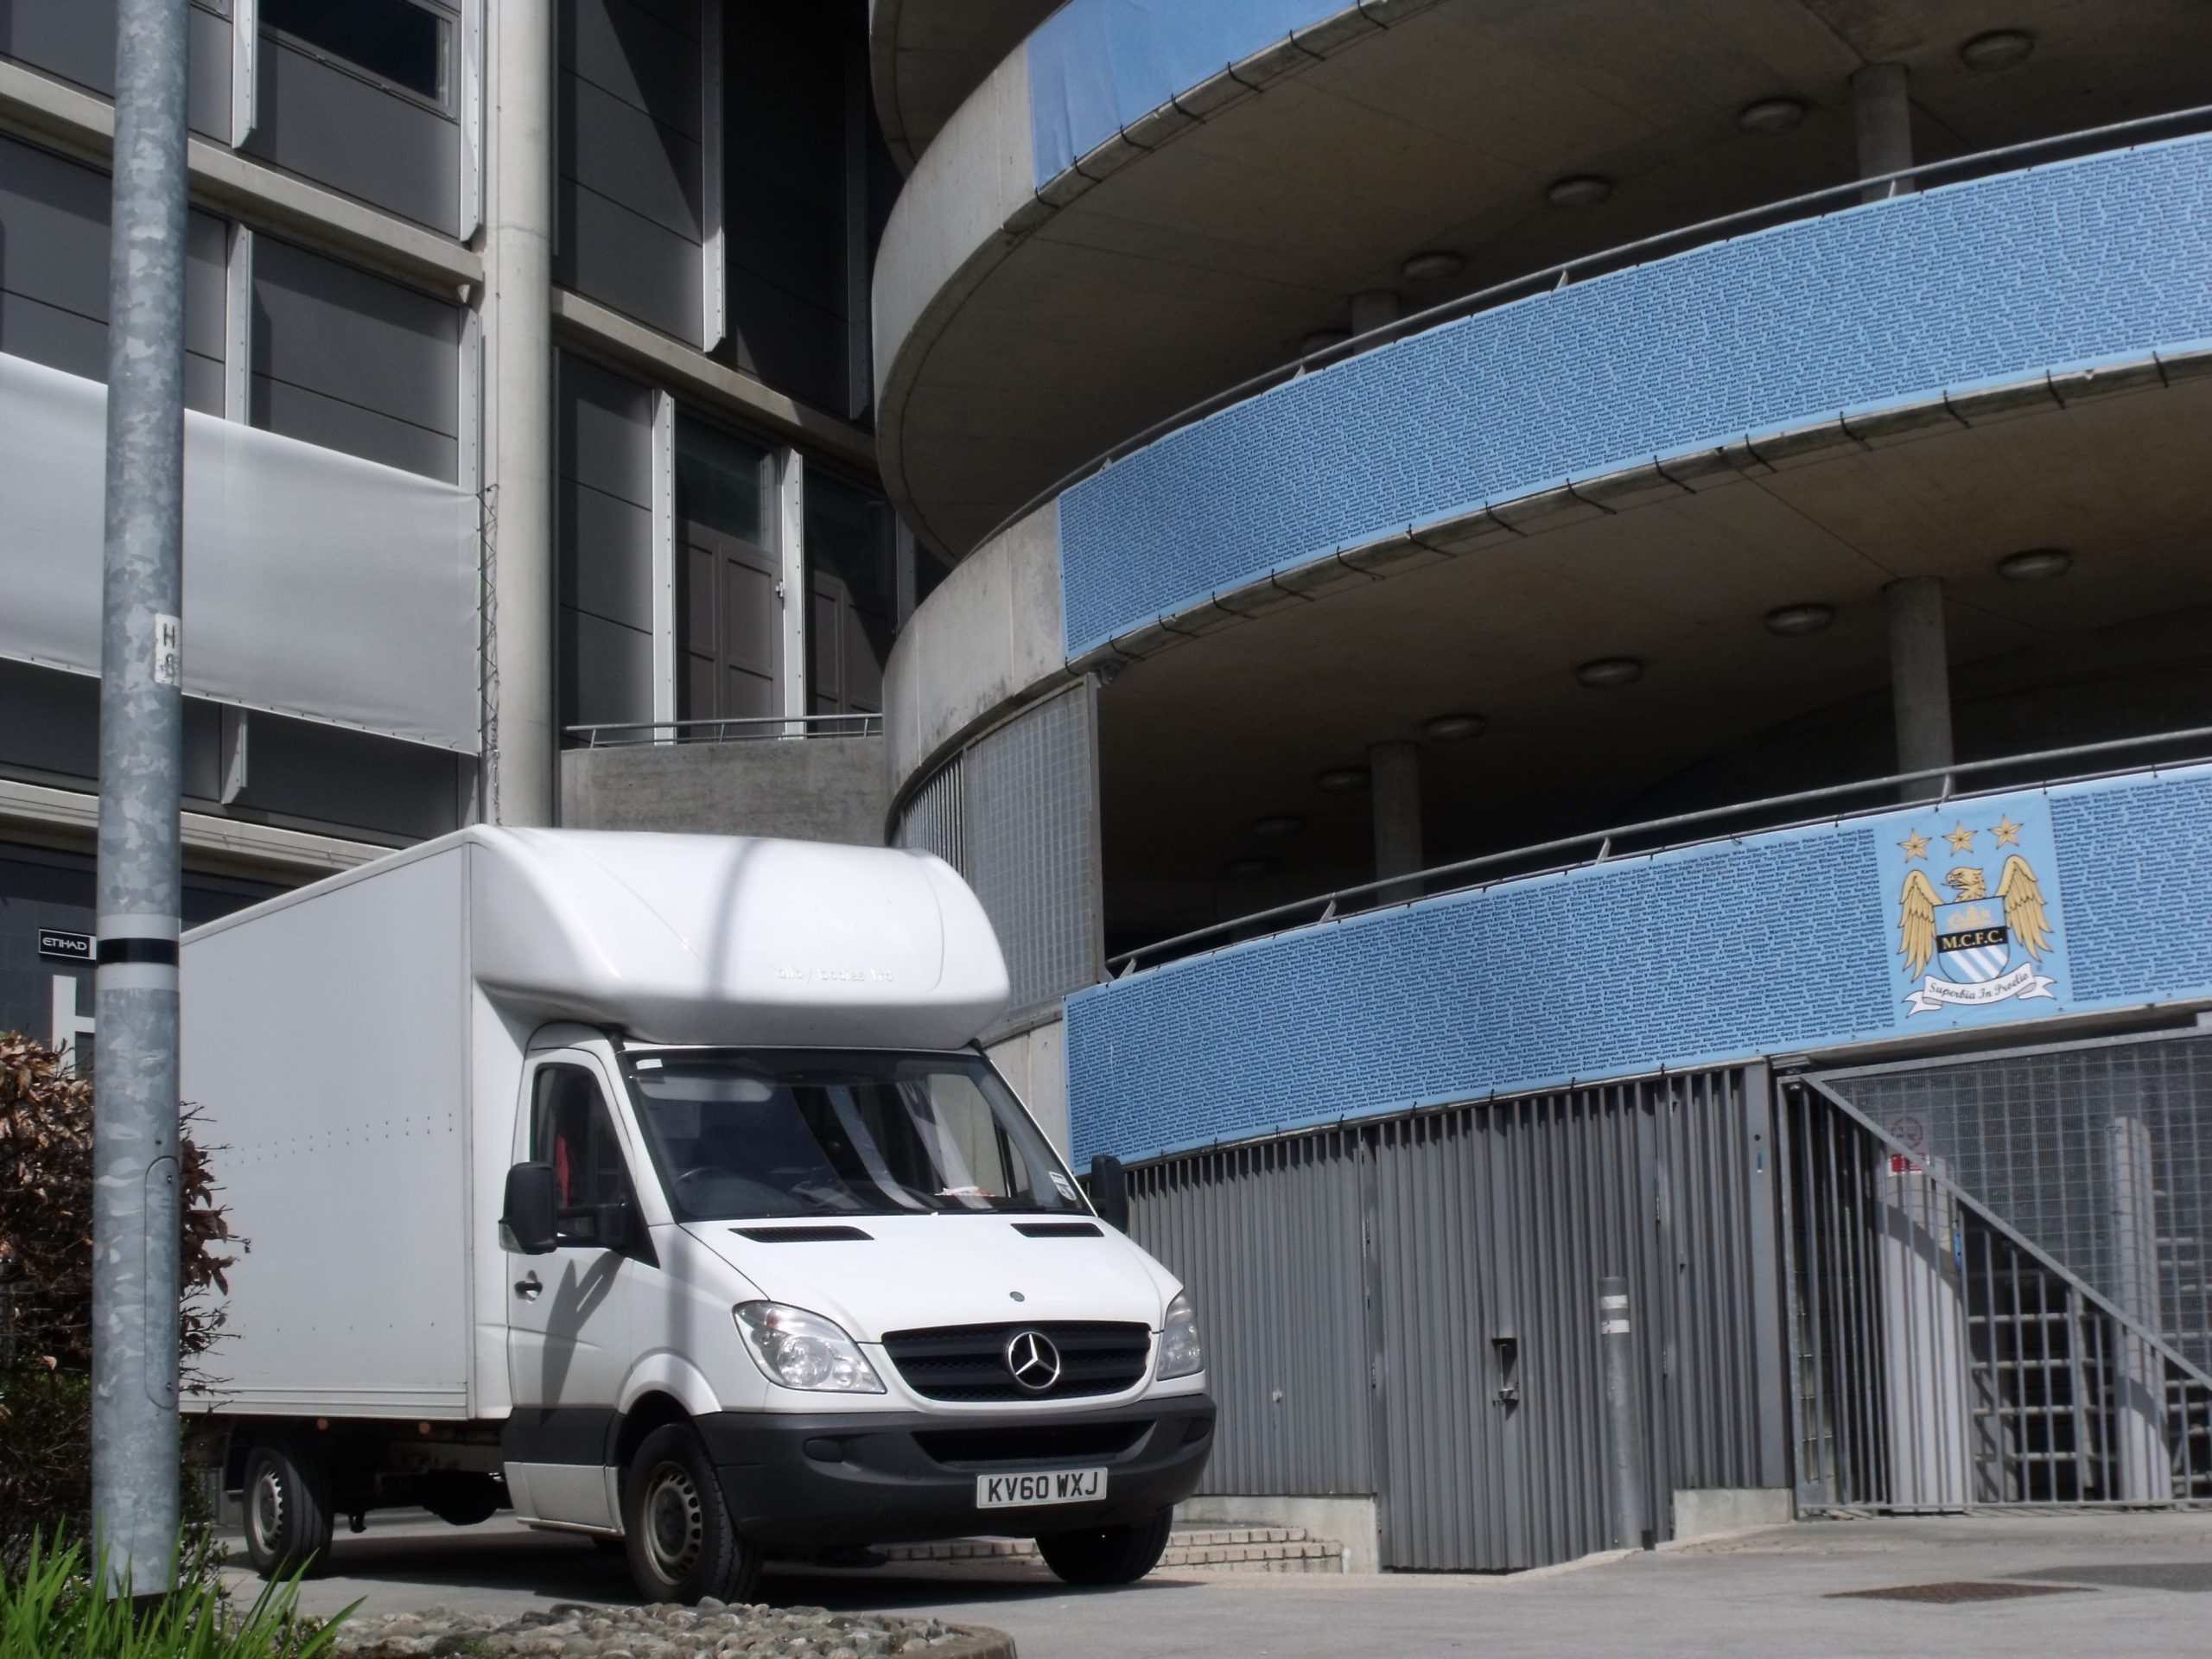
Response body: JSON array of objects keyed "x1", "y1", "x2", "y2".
[
  {"x1": 734, "y1": 1302, "x2": 885, "y2": 1394},
  {"x1": 1157, "y1": 1291, "x2": 1203, "y2": 1379}
]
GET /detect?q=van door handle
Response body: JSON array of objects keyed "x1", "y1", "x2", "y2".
[{"x1": 514, "y1": 1272, "x2": 542, "y2": 1301}]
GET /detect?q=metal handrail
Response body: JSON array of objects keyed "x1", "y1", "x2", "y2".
[
  {"x1": 965, "y1": 101, "x2": 2212, "y2": 559},
  {"x1": 1105, "y1": 724, "x2": 2212, "y2": 976},
  {"x1": 567, "y1": 713, "x2": 884, "y2": 747}
]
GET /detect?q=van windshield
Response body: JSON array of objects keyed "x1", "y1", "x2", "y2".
[{"x1": 623, "y1": 1050, "x2": 1089, "y2": 1220}]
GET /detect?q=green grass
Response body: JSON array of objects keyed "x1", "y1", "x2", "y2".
[{"x1": 0, "y1": 1531, "x2": 355, "y2": 1659}]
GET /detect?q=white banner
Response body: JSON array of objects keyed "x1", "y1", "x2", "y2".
[
  {"x1": 1904, "y1": 961, "x2": 2057, "y2": 1016},
  {"x1": 0, "y1": 352, "x2": 479, "y2": 753}
]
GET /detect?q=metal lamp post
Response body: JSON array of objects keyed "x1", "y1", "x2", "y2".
[{"x1": 92, "y1": 0, "x2": 191, "y2": 1595}]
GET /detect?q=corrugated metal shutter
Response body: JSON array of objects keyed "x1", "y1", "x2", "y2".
[{"x1": 1128, "y1": 1065, "x2": 1785, "y2": 1571}]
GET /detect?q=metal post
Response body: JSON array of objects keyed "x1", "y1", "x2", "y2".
[
  {"x1": 92, "y1": 0, "x2": 191, "y2": 1597},
  {"x1": 2107, "y1": 1116, "x2": 2173, "y2": 1501},
  {"x1": 1599, "y1": 1275, "x2": 1649, "y2": 1549}
]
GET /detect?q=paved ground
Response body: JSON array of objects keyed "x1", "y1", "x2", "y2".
[{"x1": 226, "y1": 1510, "x2": 2212, "y2": 1658}]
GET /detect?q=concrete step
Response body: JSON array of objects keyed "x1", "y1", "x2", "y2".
[{"x1": 878, "y1": 1525, "x2": 1345, "y2": 1573}]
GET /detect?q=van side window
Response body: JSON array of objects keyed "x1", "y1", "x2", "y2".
[{"x1": 531, "y1": 1065, "x2": 638, "y2": 1249}]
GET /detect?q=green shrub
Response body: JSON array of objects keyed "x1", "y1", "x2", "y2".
[
  {"x1": 0, "y1": 1531, "x2": 352, "y2": 1659},
  {"x1": 0, "y1": 1032, "x2": 237, "y2": 1561}
]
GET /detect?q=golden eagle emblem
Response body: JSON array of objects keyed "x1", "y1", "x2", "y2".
[{"x1": 1898, "y1": 854, "x2": 2050, "y2": 980}]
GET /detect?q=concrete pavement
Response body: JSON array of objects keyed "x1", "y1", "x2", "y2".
[{"x1": 229, "y1": 1510, "x2": 2212, "y2": 1658}]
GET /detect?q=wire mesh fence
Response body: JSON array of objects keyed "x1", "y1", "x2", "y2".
[{"x1": 1783, "y1": 1051, "x2": 2212, "y2": 1512}]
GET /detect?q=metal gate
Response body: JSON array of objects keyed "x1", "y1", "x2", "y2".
[
  {"x1": 1126, "y1": 1065, "x2": 1787, "y2": 1571},
  {"x1": 1780, "y1": 1039, "x2": 2212, "y2": 1511}
]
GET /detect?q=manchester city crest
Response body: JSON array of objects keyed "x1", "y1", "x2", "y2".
[{"x1": 1890, "y1": 810, "x2": 2060, "y2": 1016}]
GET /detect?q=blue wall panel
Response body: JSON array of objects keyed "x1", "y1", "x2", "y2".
[
  {"x1": 2052, "y1": 772, "x2": 2212, "y2": 1003},
  {"x1": 1058, "y1": 137, "x2": 2212, "y2": 658},
  {"x1": 1069, "y1": 765, "x2": 2212, "y2": 1166},
  {"x1": 1026, "y1": 0, "x2": 1344, "y2": 187}
]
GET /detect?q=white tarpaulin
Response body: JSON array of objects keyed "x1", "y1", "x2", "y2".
[{"x1": 0, "y1": 351, "x2": 479, "y2": 753}]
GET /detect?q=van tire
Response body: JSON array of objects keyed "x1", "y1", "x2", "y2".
[
  {"x1": 621, "y1": 1424, "x2": 761, "y2": 1605},
  {"x1": 1036, "y1": 1508, "x2": 1176, "y2": 1585},
  {"x1": 241, "y1": 1432, "x2": 335, "y2": 1578}
]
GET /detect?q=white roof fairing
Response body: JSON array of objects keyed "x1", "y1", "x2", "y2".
[
  {"x1": 184, "y1": 827, "x2": 1012, "y2": 1050},
  {"x1": 468, "y1": 830, "x2": 1010, "y2": 1048}
]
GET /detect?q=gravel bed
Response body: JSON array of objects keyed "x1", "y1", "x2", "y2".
[{"x1": 332, "y1": 1599, "x2": 1015, "y2": 1659}]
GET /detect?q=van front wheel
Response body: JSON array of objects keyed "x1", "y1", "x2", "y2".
[
  {"x1": 620, "y1": 1424, "x2": 761, "y2": 1605},
  {"x1": 1036, "y1": 1508, "x2": 1176, "y2": 1586}
]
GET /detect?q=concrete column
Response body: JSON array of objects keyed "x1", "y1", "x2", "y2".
[
  {"x1": 1853, "y1": 62, "x2": 1914, "y2": 201},
  {"x1": 2108, "y1": 1116, "x2": 2174, "y2": 1502},
  {"x1": 1351, "y1": 289, "x2": 1401, "y2": 337},
  {"x1": 481, "y1": 0, "x2": 555, "y2": 823},
  {"x1": 777, "y1": 448, "x2": 809, "y2": 730},
  {"x1": 1370, "y1": 741, "x2": 1422, "y2": 903},
  {"x1": 1886, "y1": 576, "x2": 1953, "y2": 797}
]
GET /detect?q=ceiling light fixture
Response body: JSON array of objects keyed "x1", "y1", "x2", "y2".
[
  {"x1": 1764, "y1": 602, "x2": 1835, "y2": 636},
  {"x1": 1998, "y1": 547, "x2": 2072, "y2": 582},
  {"x1": 1959, "y1": 29, "x2": 2033, "y2": 72},
  {"x1": 1576, "y1": 657, "x2": 1643, "y2": 688},
  {"x1": 1316, "y1": 766, "x2": 1371, "y2": 793},
  {"x1": 1401, "y1": 250, "x2": 1465, "y2": 282},
  {"x1": 1546, "y1": 175, "x2": 1612, "y2": 209},
  {"x1": 1251, "y1": 814, "x2": 1306, "y2": 838},
  {"x1": 1738, "y1": 97, "x2": 1807, "y2": 135},
  {"x1": 1422, "y1": 713, "x2": 1484, "y2": 741}
]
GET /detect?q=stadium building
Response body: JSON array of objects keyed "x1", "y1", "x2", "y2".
[{"x1": 872, "y1": 0, "x2": 2212, "y2": 1565}]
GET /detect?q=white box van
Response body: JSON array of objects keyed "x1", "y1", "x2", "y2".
[{"x1": 181, "y1": 828, "x2": 1214, "y2": 1601}]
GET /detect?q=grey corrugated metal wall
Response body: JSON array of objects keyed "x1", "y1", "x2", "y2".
[
  {"x1": 1123, "y1": 1131, "x2": 1376, "y2": 1498},
  {"x1": 1127, "y1": 1065, "x2": 1787, "y2": 1571}
]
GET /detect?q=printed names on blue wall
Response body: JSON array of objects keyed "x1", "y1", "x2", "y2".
[
  {"x1": 1068, "y1": 764, "x2": 2212, "y2": 1166},
  {"x1": 1057, "y1": 137, "x2": 2212, "y2": 658}
]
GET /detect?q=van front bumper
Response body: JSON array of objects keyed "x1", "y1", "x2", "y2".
[{"x1": 695, "y1": 1393, "x2": 1216, "y2": 1551}]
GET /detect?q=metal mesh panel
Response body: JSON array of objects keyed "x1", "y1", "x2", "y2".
[
  {"x1": 960, "y1": 688, "x2": 1101, "y2": 1016},
  {"x1": 1781, "y1": 1074, "x2": 2212, "y2": 1510},
  {"x1": 893, "y1": 753, "x2": 963, "y2": 869},
  {"x1": 1821, "y1": 1033, "x2": 2212, "y2": 1377}
]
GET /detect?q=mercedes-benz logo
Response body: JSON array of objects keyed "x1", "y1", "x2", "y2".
[{"x1": 1004, "y1": 1329, "x2": 1062, "y2": 1393}]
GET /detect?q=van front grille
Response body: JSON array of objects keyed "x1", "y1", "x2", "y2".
[{"x1": 880, "y1": 1321, "x2": 1151, "y2": 1402}]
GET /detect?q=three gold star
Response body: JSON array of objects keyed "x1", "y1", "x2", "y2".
[{"x1": 1898, "y1": 830, "x2": 1931, "y2": 861}]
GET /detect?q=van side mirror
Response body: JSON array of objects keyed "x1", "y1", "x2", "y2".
[
  {"x1": 500, "y1": 1162, "x2": 558, "y2": 1255},
  {"x1": 1088, "y1": 1154, "x2": 1129, "y2": 1232}
]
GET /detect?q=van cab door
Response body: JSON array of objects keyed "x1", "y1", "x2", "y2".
[{"x1": 504, "y1": 1050, "x2": 656, "y2": 1529}]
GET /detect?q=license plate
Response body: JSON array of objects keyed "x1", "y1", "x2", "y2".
[{"x1": 975, "y1": 1467, "x2": 1109, "y2": 1510}]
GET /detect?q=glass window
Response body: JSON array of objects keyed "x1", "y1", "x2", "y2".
[
  {"x1": 626, "y1": 1050, "x2": 1084, "y2": 1222},
  {"x1": 530, "y1": 1065, "x2": 639, "y2": 1248},
  {"x1": 263, "y1": 0, "x2": 450, "y2": 106},
  {"x1": 804, "y1": 474, "x2": 895, "y2": 716},
  {"x1": 676, "y1": 417, "x2": 774, "y2": 550}
]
